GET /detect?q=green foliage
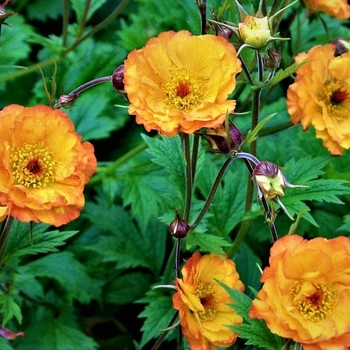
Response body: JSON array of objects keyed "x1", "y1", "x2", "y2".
[
  {"x1": 4, "y1": 221, "x2": 79, "y2": 263},
  {"x1": 137, "y1": 289, "x2": 176, "y2": 347},
  {"x1": 221, "y1": 286, "x2": 284, "y2": 350}
]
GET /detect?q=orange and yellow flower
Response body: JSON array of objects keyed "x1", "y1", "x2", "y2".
[
  {"x1": 286, "y1": 44, "x2": 350, "y2": 155},
  {"x1": 302, "y1": 0, "x2": 350, "y2": 19},
  {"x1": 0, "y1": 104, "x2": 97, "y2": 227},
  {"x1": 172, "y1": 252, "x2": 244, "y2": 349},
  {"x1": 249, "y1": 234, "x2": 350, "y2": 350},
  {"x1": 123, "y1": 30, "x2": 242, "y2": 137}
]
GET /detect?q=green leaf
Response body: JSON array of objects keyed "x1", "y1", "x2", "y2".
[
  {"x1": 337, "y1": 214, "x2": 350, "y2": 233},
  {"x1": 185, "y1": 231, "x2": 232, "y2": 256},
  {"x1": 196, "y1": 162, "x2": 247, "y2": 237},
  {"x1": 242, "y1": 113, "x2": 276, "y2": 149},
  {"x1": 4, "y1": 220, "x2": 79, "y2": 264},
  {"x1": 281, "y1": 157, "x2": 350, "y2": 225},
  {"x1": 104, "y1": 272, "x2": 152, "y2": 305},
  {"x1": 0, "y1": 16, "x2": 34, "y2": 81},
  {"x1": 15, "y1": 310, "x2": 98, "y2": 350},
  {"x1": 265, "y1": 61, "x2": 307, "y2": 88},
  {"x1": 21, "y1": 252, "x2": 100, "y2": 304},
  {"x1": 84, "y1": 198, "x2": 166, "y2": 274},
  {"x1": 142, "y1": 134, "x2": 186, "y2": 198},
  {"x1": 71, "y1": 0, "x2": 108, "y2": 24},
  {"x1": 235, "y1": 243, "x2": 262, "y2": 296},
  {"x1": 218, "y1": 285, "x2": 284, "y2": 350},
  {"x1": 0, "y1": 292, "x2": 22, "y2": 326},
  {"x1": 0, "y1": 337, "x2": 14, "y2": 350},
  {"x1": 64, "y1": 91, "x2": 126, "y2": 141},
  {"x1": 138, "y1": 290, "x2": 176, "y2": 347}
]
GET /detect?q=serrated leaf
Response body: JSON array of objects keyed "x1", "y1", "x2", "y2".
[
  {"x1": 185, "y1": 232, "x2": 231, "y2": 256},
  {"x1": 138, "y1": 291, "x2": 176, "y2": 347},
  {"x1": 84, "y1": 198, "x2": 166, "y2": 274},
  {"x1": 21, "y1": 252, "x2": 100, "y2": 304},
  {"x1": 196, "y1": 163, "x2": 247, "y2": 237},
  {"x1": 3, "y1": 220, "x2": 79, "y2": 264},
  {"x1": 15, "y1": 313, "x2": 98, "y2": 350},
  {"x1": 0, "y1": 292, "x2": 22, "y2": 326},
  {"x1": 217, "y1": 285, "x2": 284, "y2": 350},
  {"x1": 279, "y1": 157, "x2": 350, "y2": 225},
  {"x1": 142, "y1": 134, "x2": 186, "y2": 199},
  {"x1": 104, "y1": 272, "x2": 152, "y2": 305}
]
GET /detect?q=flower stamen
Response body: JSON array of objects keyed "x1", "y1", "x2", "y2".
[
  {"x1": 11, "y1": 143, "x2": 55, "y2": 189},
  {"x1": 195, "y1": 282, "x2": 218, "y2": 322},
  {"x1": 162, "y1": 68, "x2": 205, "y2": 112},
  {"x1": 290, "y1": 282, "x2": 337, "y2": 322}
]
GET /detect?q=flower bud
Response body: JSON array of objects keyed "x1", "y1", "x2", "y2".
[
  {"x1": 111, "y1": 65, "x2": 125, "y2": 92},
  {"x1": 169, "y1": 211, "x2": 190, "y2": 239},
  {"x1": 264, "y1": 48, "x2": 281, "y2": 69},
  {"x1": 239, "y1": 16, "x2": 271, "y2": 49},
  {"x1": 203, "y1": 121, "x2": 243, "y2": 154},
  {"x1": 333, "y1": 38, "x2": 350, "y2": 56},
  {"x1": 57, "y1": 93, "x2": 78, "y2": 109},
  {"x1": 253, "y1": 162, "x2": 286, "y2": 200}
]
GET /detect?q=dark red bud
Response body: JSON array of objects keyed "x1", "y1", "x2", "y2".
[
  {"x1": 112, "y1": 65, "x2": 125, "y2": 92},
  {"x1": 253, "y1": 161, "x2": 279, "y2": 177},
  {"x1": 169, "y1": 211, "x2": 190, "y2": 239}
]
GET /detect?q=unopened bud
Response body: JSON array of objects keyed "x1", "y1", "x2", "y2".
[
  {"x1": 253, "y1": 161, "x2": 307, "y2": 201},
  {"x1": 253, "y1": 162, "x2": 285, "y2": 200},
  {"x1": 57, "y1": 93, "x2": 78, "y2": 109},
  {"x1": 112, "y1": 65, "x2": 125, "y2": 92},
  {"x1": 239, "y1": 16, "x2": 271, "y2": 49},
  {"x1": 264, "y1": 48, "x2": 281, "y2": 69},
  {"x1": 333, "y1": 38, "x2": 350, "y2": 56},
  {"x1": 203, "y1": 121, "x2": 243, "y2": 154},
  {"x1": 169, "y1": 211, "x2": 190, "y2": 239}
]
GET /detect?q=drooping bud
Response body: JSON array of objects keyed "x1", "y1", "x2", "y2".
[
  {"x1": 57, "y1": 93, "x2": 78, "y2": 109},
  {"x1": 238, "y1": 16, "x2": 271, "y2": 49},
  {"x1": 253, "y1": 161, "x2": 307, "y2": 201},
  {"x1": 203, "y1": 121, "x2": 243, "y2": 154},
  {"x1": 0, "y1": 3, "x2": 15, "y2": 24},
  {"x1": 253, "y1": 162, "x2": 286, "y2": 200},
  {"x1": 333, "y1": 38, "x2": 350, "y2": 56},
  {"x1": 0, "y1": 325, "x2": 25, "y2": 340},
  {"x1": 111, "y1": 65, "x2": 125, "y2": 92},
  {"x1": 168, "y1": 211, "x2": 190, "y2": 239}
]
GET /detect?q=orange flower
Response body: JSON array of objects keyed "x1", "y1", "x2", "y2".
[
  {"x1": 172, "y1": 252, "x2": 244, "y2": 349},
  {"x1": 124, "y1": 30, "x2": 242, "y2": 137},
  {"x1": 286, "y1": 44, "x2": 350, "y2": 155},
  {"x1": 0, "y1": 104, "x2": 97, "y2": 227},
  {"x1": 249, "y1": 235, "x2": 350, "y2": 350},
  {"x1": 302, "y1": 0, "x2": 350, "y2": 19}
]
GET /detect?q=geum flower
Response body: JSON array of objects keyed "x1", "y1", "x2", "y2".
[
  {"x1": 286, "y1": 43, "x2": 350, "y2": 155},
  {"x1": 0, "y1": 104, "x2": 97, "y2": 227},
  {"x1": 123, "y1": 30, "x2": 242, "y2": 137},
  {"x1": 249, "y1": 234, "x2": 350, "y2": 350},
  {"x1": 302, "y1": 0, "x2": 350, "y2": 20},
  {"x1": 172, "y1": 252, "x2": 244, "y2": 349}
]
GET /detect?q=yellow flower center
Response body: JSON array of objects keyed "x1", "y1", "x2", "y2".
[
  {"x1": 289, "y1": 281, "x2": 337, "y2": 322},
  {"x1": 11, "y1": 143, "x2": 55, "y2": 189},
  {"x1": 195, "y1": 281, "x2": 218, "y2": 322},
  {"x1": 321, "y1": 78, "x2": 350, "y2": 121},
  {"x1": 162, "y1": 68, "x2": 205, "y2": 112}
]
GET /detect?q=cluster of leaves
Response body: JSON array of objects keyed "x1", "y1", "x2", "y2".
[{"x1": 0, "y1": 0, "x2": 349, "y2": 349}]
